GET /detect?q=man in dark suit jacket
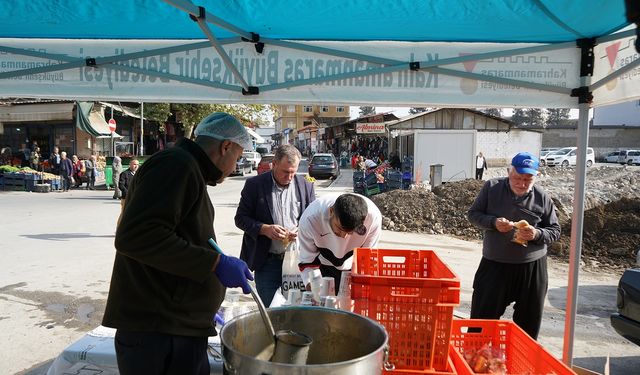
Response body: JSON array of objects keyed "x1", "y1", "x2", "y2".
[{"x1": 235, "y1": 145, "x2": 315, "y2": 306}]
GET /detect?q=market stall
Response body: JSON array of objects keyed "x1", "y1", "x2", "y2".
[{"x1": 1, "y1": 0, "x2": 639, "y2": 371}]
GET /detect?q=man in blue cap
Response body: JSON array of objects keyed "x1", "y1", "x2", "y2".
[
  {"x1": 103, "y1": 112, "x2": 254, "y2": 375},
  {"x1": 467, "y1": 152, "x2": 561, "y2": 340}
]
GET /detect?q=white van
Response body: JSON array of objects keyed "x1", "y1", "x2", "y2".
[
  {"x1": 242, "y1": 151, "x2": 262, "y2": 170},
  {"x1": 545, "y1": 147, "x2": 595, "y2": 167},
  {"x1": 618, "y1": 150, "x2": 640, "y2": 165}
]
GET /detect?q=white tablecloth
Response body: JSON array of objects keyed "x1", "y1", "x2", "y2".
[
  {"x1": 47, "y1": 290, "x2": 258, "y2": 375},
  {"x1": 46, "y1": 326, "x2": 224, "y2": 375}
]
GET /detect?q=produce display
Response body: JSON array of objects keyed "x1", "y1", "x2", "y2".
[{"x1": 3, "y1": 167, "x2": 60, "y2": 180}]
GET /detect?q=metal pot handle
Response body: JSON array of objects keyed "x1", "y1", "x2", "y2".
[
  {"x1": 207, "y1": 344, "x2": 237, "y2": 374},
  {"x1": 383, "y1": 345, "x2": 395, "y2": 371}
]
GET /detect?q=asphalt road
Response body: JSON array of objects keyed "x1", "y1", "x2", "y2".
[{"x1": 1, "y1": 164, "x2": 639, "y2": 374}]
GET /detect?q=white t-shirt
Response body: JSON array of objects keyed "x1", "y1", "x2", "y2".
[
  {"x1": 364, "y1": 159, "x2": 377, "y2": 168},
  {"x1": 297, "y1": 193, "x2": 382, "y2": 285},
  {"x1": 476, "y1": 156, "x2": 485, "y2": 169}
]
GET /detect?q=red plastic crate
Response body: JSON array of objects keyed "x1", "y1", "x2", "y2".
[
  {"x1": 387, "y1": 345, "x2": 463, "y2": 375},
  {"x1": 450, "y1": 319, "x2": 576, "y2": 375},
  {"x1": 351, "y1": 249, "x2": 460, "y2": 372}
]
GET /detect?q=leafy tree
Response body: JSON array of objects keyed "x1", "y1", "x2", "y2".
[
  {"x1": 408, "y1": 107, "x2": 428, "y2": 114},
  {"x1": 545, "y1": 108, "x2": 570, "y2": 127},
  {"x1": 479, "y1": 108, "x2": 502, "y2": 117},
  {"x1": 526, "y1": 108, "x2": 545, "y2": 127},
  {"x1": 359, "y1": 106, "x2": 376, "y2": 117},
  {"x1": 139, "y1": 103, "x2": 272, "y2": 139},
  {"x1": 510, "y1": 108, "x2": 527, "y2": 126}
]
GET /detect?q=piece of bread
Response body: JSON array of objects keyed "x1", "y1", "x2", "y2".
[{"x1": 514, "y1": 220, "x2": 529, "y2": 229}]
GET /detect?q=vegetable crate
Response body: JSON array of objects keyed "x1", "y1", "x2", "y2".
[
  {"x1": 351, "y1": 248, "x2": 460, "y2": 373},
  {"x1": 449, "y1": 319, "x2": 576, "y2": 375}
]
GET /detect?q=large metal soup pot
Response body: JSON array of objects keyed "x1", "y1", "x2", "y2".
[{"x1": 220, "y1": 306, "x2": 390, "y2": 375}]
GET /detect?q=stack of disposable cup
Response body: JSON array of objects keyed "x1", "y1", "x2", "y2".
[
  {"x1": 287, "y1": 289, "x2": 302, "y2": 305},
  {"x1": 337, "y1": 270, "x2": 353, "y2": 311},
  {"x1": 309, "y1": 270, "x2": 324, "y2": 304},
  {"x1": 320, "y1": 277, "x2": 336, "y2": 297}
]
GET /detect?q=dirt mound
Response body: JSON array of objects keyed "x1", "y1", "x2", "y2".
[
  {"x1": 371, "y1": 167, "x2": 640, "y2": 272},
  {"x1": 553, "y1": 198, "x2": 640, "y2": 270}
]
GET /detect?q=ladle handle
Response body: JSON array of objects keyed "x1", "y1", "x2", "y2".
[{"x1": 249, "y1": 283, "x2": 277, "y2": 339}]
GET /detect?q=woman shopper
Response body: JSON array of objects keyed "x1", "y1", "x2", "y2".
[{"x1": 112, "y1": 156, "x2": 123, "y2": 199}]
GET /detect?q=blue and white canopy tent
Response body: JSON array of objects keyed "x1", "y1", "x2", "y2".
[{"x1": 1, "y1": 0, "x2": 639, "y2": 366}]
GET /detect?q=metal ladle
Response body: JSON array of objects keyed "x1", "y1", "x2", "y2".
[
  {"x1": 208, "y1": 238, "x2": 312, "y2": 364},
  {"x1": 249, "y1": 280, "x2": 313, "y2": 364}
]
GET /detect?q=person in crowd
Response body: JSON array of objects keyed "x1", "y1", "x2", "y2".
[
  {"x1": 390, "y1": 151, "x2": 402, "y2": 170},
  {"x1": 364, "y1": 156, "x2": 377, "y2": 171},
  {"x1": 30, "y1": 147, "x2": 41, "y2": 171},
  {"x1": 0, "y1": 146, "x2": 12, "y2": 166},
  {"x1": 476, "y1": 152, "x2": 488, "y2": 180},
  {"x1": 102, "y1": 112, "x2": 254, "y2": 375},
  {"x1": 59, "y1": 151, "x2": 73, "y2": 192},
  {"x1": 49, "y1": 147, "x2": 61, "y2": 175},
  {"x1": 84, "y1": 154, "x2": 97, "y2": 190},
  {"x1": 356, "y1": 155, "x2": 366, "y2": 171},
  {"x1": 351, "y1": 153, "x2": 359, "y2": 169},
  {"x1": 20, "y1": 143, "x2": 30, "y2": 167},
  {"x1": 298, "y1": 193, "x2": 382, "y2": 293},
  {"x1": 112, "y1": 156, "x2": 123, "y2": 199},
  {"x1": 117, "y1": 159, "x2": 139, "y2": 226},
  {"x1": 235, "y1": 144, "x2": 315, "y2": 306},
  {"x1": 71, "y1": 155, "x2": 84, "y2": 188},
  {"x1": 467, "y1": 152, "x2": 560, "y2": 340}
]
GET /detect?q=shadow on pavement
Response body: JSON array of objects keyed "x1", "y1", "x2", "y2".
[
  {"x1": 21, "y1": 233, "x2": 115, "y2": 241},
  {"x1": 547, "y1": 285, "x2": 617, "y2": 317}
]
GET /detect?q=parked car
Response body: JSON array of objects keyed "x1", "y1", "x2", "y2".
[
  {"x1": 618, "y1": 150, "x2": 640, "y2": 165},
  {"x1": 611, "y1": 268, "x2": 640, "y2": 346},
  {"x1": 545, "y1": 147, "x2": 594, "y2": 167},
  {"x1": 604, "y1": 151, "x2": 622, "y2": 163},
  {"x1": 242, "y1": 151, "x2": 261, "y2": 170},
  {"x1": 308, "y1": 153, "x2": 340, "y2": 179},
  {"x1": 539, "y1": 148, "x2": 560, "y2": 166},
  {"x1": 257, "y1": 154, "x2": 275, "y2": 175},
  {"x1": 232, "y1": 157, "x2": 253, "y2": 176}
]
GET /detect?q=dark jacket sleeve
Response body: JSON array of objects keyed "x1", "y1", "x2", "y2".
[
  {"x1": 530, "y1": 191, "x2": 561, "y2": 245},
  {"x1": 234, "y1": 178, "x2": 264, "y2": 239},
  {"x1": 119, "y1": 171, "x2": 129, "y2": 198},
  {"x1": 304, "y1": 178, "x2": 316, "y2": 207},
  {"x1": 467, "y1": 180, "x2": 497, "y2": 230}
]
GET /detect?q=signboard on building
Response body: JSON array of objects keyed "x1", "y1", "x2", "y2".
[{"x1": 356, "y1": 123, "x2": 386, "y2": 134}]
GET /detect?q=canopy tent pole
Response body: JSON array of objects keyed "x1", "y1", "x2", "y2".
[
  {"x1": 140, "y1": 102, "x2": 144, "y2": 156},
  {"x1": 562, "y1": 38, "x2": 595, "y2": 367}
]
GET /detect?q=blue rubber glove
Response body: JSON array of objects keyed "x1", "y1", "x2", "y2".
[{"x1": 214, "y1": 253, "x2": 253, "y2": 294}]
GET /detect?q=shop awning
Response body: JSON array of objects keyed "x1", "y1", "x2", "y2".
[
  {"x1": 99, "y1": 102, "x2": 143, "y2": 120},
  {"x1": 246, "y1": 127, "x2": 266, "y2": 143},
  {"x1": 0, "y1": 102, "x2": 73, "y2": 122},
  {"x1": 75, "y1": 102, "x2": 122, "y2": 138}
]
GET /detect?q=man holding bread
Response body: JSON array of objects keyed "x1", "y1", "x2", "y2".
[{"x1": 467, "y1": 152, "x2": 560, "y2": 340}]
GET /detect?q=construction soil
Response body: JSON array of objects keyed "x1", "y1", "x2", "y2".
[{"x1": 372, "y1": 165, "x2": 640, "y2": 273}]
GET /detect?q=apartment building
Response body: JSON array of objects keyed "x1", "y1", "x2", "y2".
[{"x1": 273, "y1": 104, "x2": 349, "y2": 155}]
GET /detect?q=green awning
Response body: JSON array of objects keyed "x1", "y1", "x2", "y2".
[{"x1": 75, "y1": 101, "x2": 111, "y2": 137}]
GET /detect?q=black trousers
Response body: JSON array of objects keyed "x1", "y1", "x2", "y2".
[
  {"x1": 115, "y1": 330, "x2": 210, "y2": 375},
  {"x1": 475, "y1": 168, "x2": 484, "y2": 180},
  {"x1": 470, "y1": 256, "x2": 548, "y2": 340}
]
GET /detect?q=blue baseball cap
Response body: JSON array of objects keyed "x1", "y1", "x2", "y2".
[{"x1": 511, "y1": 152, "x2": 539, "y2": 175}]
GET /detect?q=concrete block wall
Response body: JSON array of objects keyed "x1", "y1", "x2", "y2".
[{"x1": 542, "y1": 127, "x2": 640, "y2": 158}]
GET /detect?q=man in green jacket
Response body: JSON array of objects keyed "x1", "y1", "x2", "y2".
[{"x1": 102, "y1": 112, "x2": 254, "y2": 375}]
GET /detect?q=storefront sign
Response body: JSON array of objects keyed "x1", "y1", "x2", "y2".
[{"x1": 356, "y1": 123, "x2": 386, "y2": 134}]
